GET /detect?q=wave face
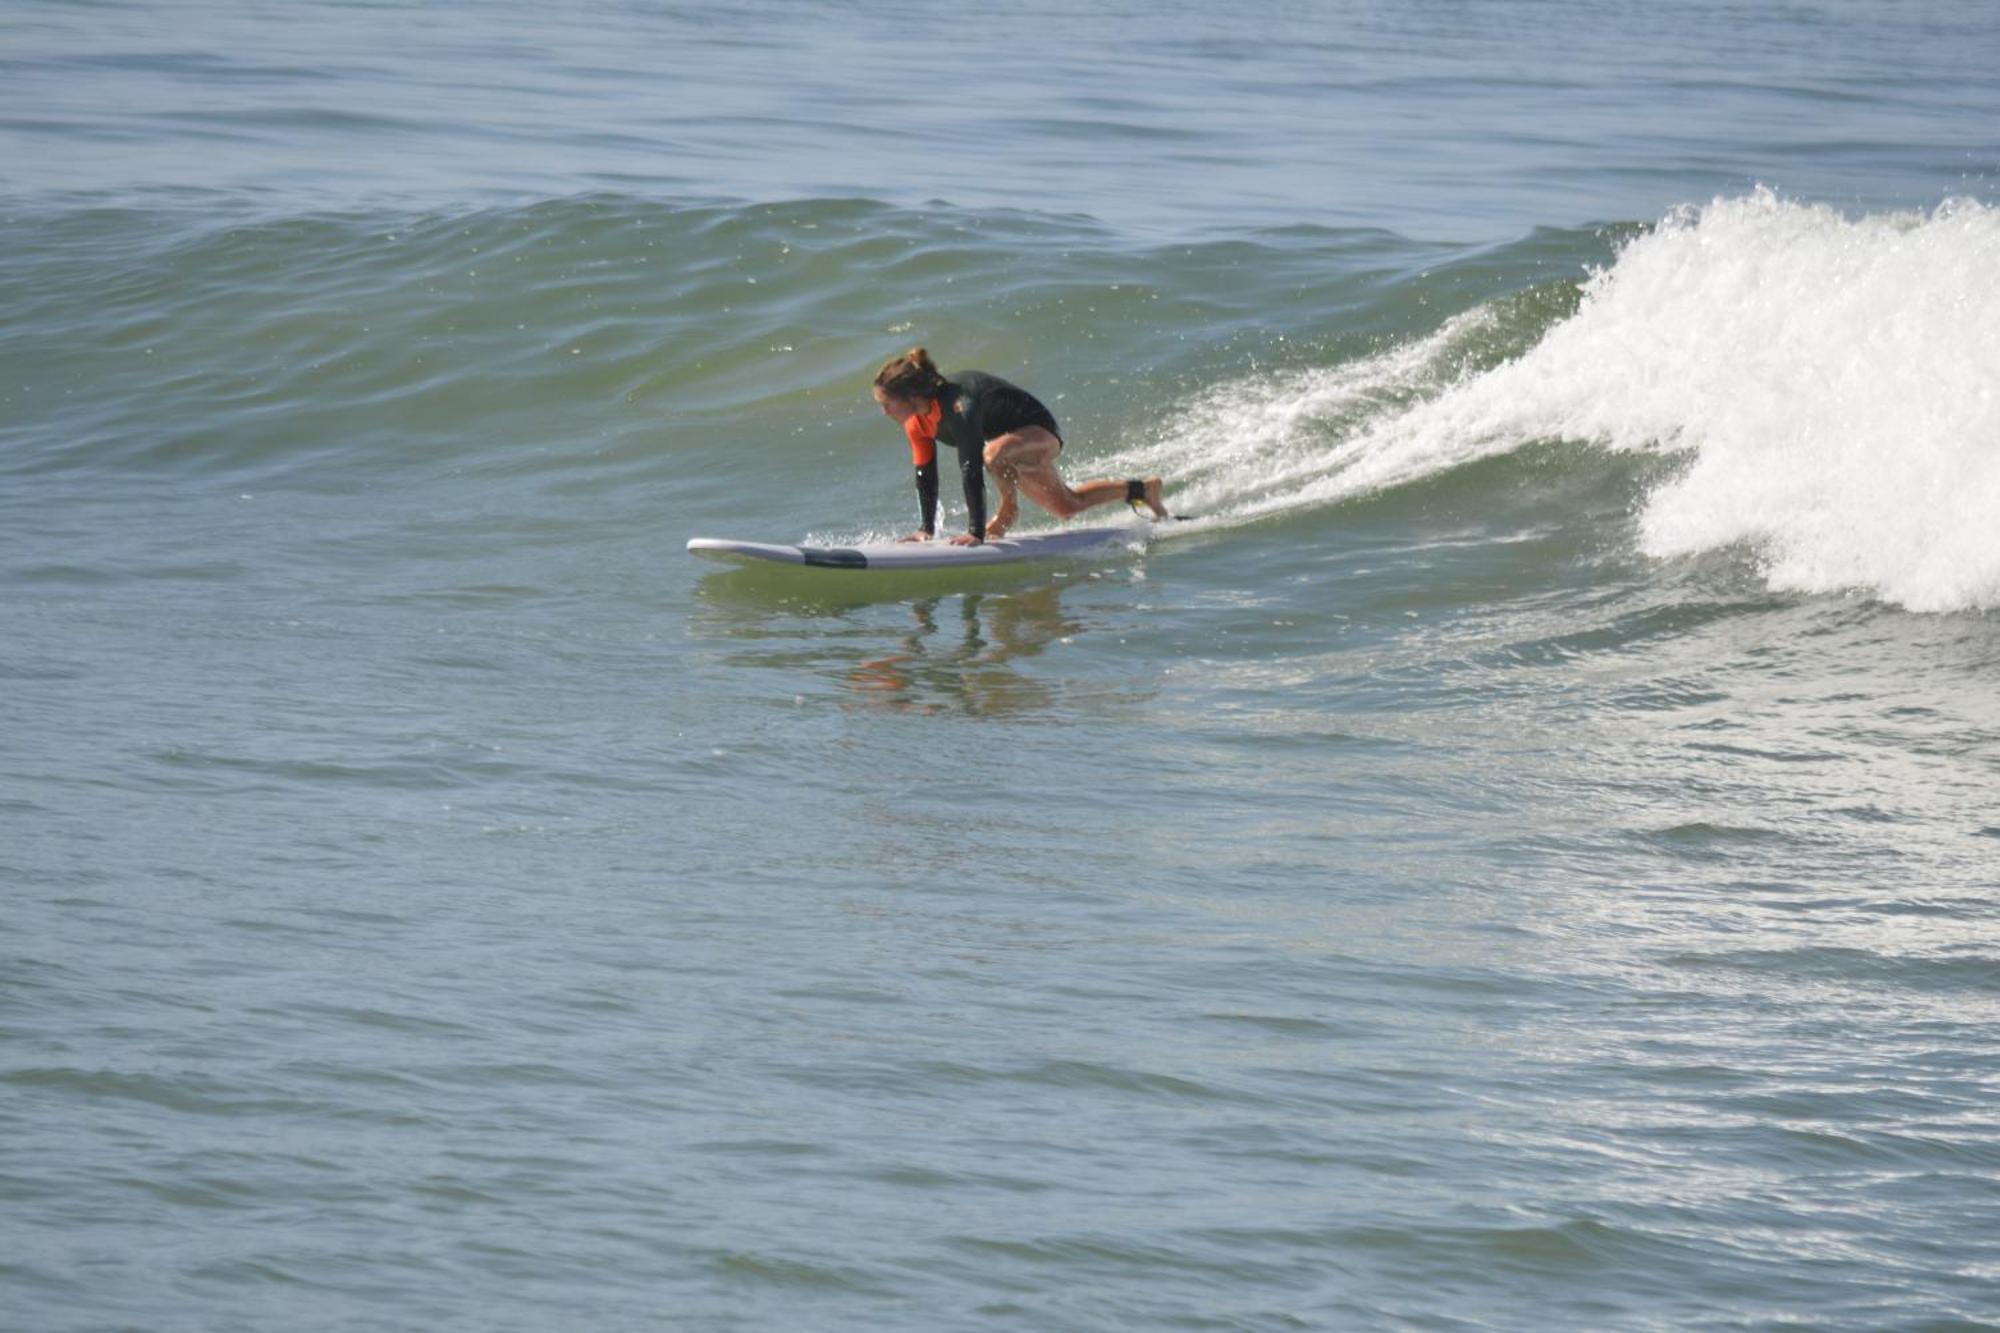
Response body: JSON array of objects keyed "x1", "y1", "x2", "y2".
[{"x1": 0, "y1": 193, "x2": 1576, "y2": 497}]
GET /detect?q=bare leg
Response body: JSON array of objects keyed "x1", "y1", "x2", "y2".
[
  {"x1": 987, "y1": 467, "x2": 1022, "y2": 539},
  {"x1": 984, "y1": 428, "x2": 1170, "y2": 525}
]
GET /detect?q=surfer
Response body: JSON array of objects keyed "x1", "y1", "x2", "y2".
[{"x1": 872, "y1": 348, "x2": 1170, "y2": 545}]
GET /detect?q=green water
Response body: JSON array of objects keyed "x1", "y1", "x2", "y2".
[{"x1": 5, "y1": 4, "x2": 2000, "y2": 1329}]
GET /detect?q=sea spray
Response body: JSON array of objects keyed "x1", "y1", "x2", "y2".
[
  {"x1": 1098, "y1": 303, "x2": 1522, "y2": 524},
  {"x1": 1127, "y1": 192, "x2": 2000, "y2": 613},
  {"x1": 1463, "y1": 190, "x2": 2000, "y2": 612}
]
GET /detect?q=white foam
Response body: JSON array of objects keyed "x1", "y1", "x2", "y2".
[
  {"x1": 1480, "y1": 190, "x2": 2000, "y2": 612},
  {"x1": 1124, "y1": 191, "x2": 2000, "y2": 613},
  {"x1": 1100, "y1": 304, "x2": 1512, "y2": 526}
]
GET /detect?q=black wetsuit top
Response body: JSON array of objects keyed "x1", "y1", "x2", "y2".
[{"x1": 911, "y1": 371, "x2": 1062, "y2": 541}]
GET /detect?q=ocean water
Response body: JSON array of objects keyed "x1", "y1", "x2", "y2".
[{"x1": 5, "y1": 3, "x2": 2000, "y2": 1330}]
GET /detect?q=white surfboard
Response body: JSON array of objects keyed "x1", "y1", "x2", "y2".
[{"x1": 687, "y1": 525, "x2": 1141, "y2": 571}]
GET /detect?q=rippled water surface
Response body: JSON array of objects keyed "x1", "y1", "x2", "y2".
[{"x1": 4, "y1": 2, "x2": 1999, "y2": 1329}]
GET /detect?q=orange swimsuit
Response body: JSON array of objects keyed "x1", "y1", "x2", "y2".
[{"x1": 903, "y1": 399, "x2": 942, "y2": 468}]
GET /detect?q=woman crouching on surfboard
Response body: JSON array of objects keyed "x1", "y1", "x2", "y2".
[{"x1": 872, "y1": 349, "x2": 1171, "y2": 545}]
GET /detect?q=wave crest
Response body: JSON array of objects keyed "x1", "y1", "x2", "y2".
[{"x1": 1136, "y1": 191, "x2": 2000, "y2": 613}]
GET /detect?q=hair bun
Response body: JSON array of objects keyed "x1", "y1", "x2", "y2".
[{"x1": 874, "y1": 347, "x2": 947, "y2": 398}]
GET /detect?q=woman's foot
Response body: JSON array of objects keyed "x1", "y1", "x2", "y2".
[
  {"x1": 1127, "y1": 477, "x2": 1169, "y2": 520},
  {"x1": 987, "y1": 496, "x2": 1018, "y2": 541}
]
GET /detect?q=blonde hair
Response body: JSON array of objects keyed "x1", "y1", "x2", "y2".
[{"x1": 873, "y1": 347, "x2": 947, "y2": 400}]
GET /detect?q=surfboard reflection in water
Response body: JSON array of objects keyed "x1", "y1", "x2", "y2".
[
  {"x1": 843, "y1": 589, "x2": 1093, "y2": 717},
  {"x1": 695, "y1": 579, "x2": 1157, "y2": 721}
]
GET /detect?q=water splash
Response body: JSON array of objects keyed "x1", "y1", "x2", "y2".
[
  {"x1": 1102, "y1": 302, "x2": 1524, "y2": 523},
  {"x1": 1132, "y1": 191, "x2": 2000, "y2": 612}
]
